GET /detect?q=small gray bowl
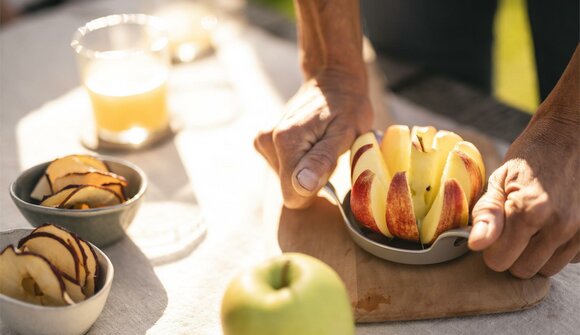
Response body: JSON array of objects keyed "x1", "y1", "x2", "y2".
[
  {"x1": 0, "y1": 228, "x2": 114, "y2": 335},
  {"x1": 10, "y1": 156, "x2": 147, "y2": 247}
]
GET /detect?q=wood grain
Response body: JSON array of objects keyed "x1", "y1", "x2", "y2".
[{"x1": 277, "y1": 197, "x2": 550, "y2": 322}]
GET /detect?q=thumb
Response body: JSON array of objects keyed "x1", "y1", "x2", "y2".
[
  {"x1": 292, "y1": 134, "x2": 346, "y2": 197},
  {"x1": 468, "y1": 166, "x2": 507, "y2": 251}
]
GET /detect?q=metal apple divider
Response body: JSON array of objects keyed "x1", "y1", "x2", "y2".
[{"x1": 323, "y1": 182, "x2": 473, "y2": 265}]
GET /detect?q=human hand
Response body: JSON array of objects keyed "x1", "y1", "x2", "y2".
[
  {"x1": 254, "y1": 70, "x2": 373, "y2": 209},
  {"x1": 468, "y1": 112, "x2": 580, "y2": 278}
]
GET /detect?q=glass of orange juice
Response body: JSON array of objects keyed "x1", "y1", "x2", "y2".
[{"x1": 71, "y1": 14, "x2": 171, "y2": 149}]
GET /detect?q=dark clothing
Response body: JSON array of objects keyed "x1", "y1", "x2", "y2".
[{"x1": 361, "y1": 0, "x2": 579, "y2": 100}]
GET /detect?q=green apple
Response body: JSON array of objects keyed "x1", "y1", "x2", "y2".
[{"x1": 221, "y1": 253, "x2": 354, "y2": 335}]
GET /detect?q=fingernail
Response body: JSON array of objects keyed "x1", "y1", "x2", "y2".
[
  {"x1": 472, "y1": 221, "x2": 489, "y2": 240},
  {"x1": 296, "y1": 168, "x2": 319, "y2": 192}
]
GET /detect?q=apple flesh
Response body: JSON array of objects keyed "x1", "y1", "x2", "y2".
[
  {"x1": 350, "y1": 132, "x2": 393, "y2": 237},
  {"x1": 221, "y1": 253, "x2": 354, "y2": 335},
  {"x1": 350, "y1": 125, "x2": 485, "y2": 244},
  {"x1": 0, "y1": 246, "x2": 73, "y2": 306}
]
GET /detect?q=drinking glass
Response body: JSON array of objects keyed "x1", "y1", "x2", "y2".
[{"x1": 71, "y1": 14, "x2": 172, "y2": 149}]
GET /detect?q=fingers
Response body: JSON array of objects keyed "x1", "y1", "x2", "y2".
[
  {"x1": 482, "y1": 180, "x2": 552, "y2": 272},
  {"x1": 468, "y1": 167, "x2": 507, "y2": 251},
  {"x1": 292, "y1": 128, "x2": 354, "y2": 196},
  {"x1": 254, "y1": 130, "x2": 279, "y2": 172},
  {"x1": 539, "y1": 230, "x2": 580, "y2": 277}
]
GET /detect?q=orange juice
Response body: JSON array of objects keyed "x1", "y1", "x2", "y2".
[{"x1": 84, "y1": 55, "x2": 169, "y2": 137}]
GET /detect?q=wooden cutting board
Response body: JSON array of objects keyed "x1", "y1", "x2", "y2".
[{"x1": 277, "y1": 197, "x2": 550, "y2": 322}]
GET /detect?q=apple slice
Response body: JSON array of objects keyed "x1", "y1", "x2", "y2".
[
  {"x1": 78, "y1": 239, "x2": 98, "y2": 297},
  {"x1": 60, "y1": 185, "x2": 123, "y2": 209},
  {"x1": 31, "y1": 224, "x2": 87, "y2": 288},
  {"x1": 420, "y1": 147, "x2": 478, "y2": 244},
  {"x1": 350, "y1": 132, "x2": 392, "y2": 237},
  {"x1": 39, "y1": 187, "x2": 78, "y2": 208},
  {"x1": 444, "y1": 143, "x2": 484, "y2": 208},
  {"x1": 62, "y1": 275, "x2": 86, "y2": 303},
  {"x1": 52, "y1": 171, "x2": 127, "y2": 198},
  {"x1": 425, "y1": 131, "x2": 464, "y2": 205},
  {"x1": 30, "y1": 174, "x2": 52, "y2": 201},
  {"x1": 381, "y1": 125, "x2": 411, "y2": 178},
  {"x1": 386, "y1": 172, "x2": 419, "y2": 242},
  {"x1": 454, "y1": 141, "x2": 486, "y2": 192},
  {"x1": 0, "y1": 246, "x2": 73, "y2": 306},
  {"x1": 45, "y1": 155, "x2": 109, "y2": 189},
  {"x1": 18, "y1": 233, "x2": 81, "y2": 285}
]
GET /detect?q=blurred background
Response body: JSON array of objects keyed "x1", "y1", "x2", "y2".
[{"x1": 1, "y1": 0, "x2": 539, "y2": 113}]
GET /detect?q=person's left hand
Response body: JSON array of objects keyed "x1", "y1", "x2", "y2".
[{"x1": 468, "y1": 111, "x2": 580, "y2": 278}]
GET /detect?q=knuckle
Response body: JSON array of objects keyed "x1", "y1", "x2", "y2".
[
  {"x1": 539, "y1": 264, "x2": 562, "y2": 277},
  {"x1": 482, "y1": 251, "x2": 510, "y2": 273},
  {"x1": 509, "y1": 262, "x2": 537, "y2": 279},
  {"x1": 307, "y1": 149, "x2": 336, "y2": 172}
]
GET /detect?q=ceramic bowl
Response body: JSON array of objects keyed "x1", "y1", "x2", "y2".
[
  {"x1": 10, "y1": 156, "x2": 147, "y2": 247},
  {"x1": 0, "y1": 228, "x2": 114, "y2": 335}
]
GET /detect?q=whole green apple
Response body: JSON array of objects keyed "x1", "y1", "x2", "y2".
[{"x1": 221, "y1": 253, "x2": 354, "y2": 335}]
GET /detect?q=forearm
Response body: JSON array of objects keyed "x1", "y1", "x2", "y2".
[
  {"x1": 294, "y1": 0, "x2": 367, "y2": 92},
  {"x1": 534, "y1": 44, "x2": 579, "y2": 125}
]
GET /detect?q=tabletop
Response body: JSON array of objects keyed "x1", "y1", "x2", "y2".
[{"x1": 1, "y1": 1, "x2": 579, "y2": 334}]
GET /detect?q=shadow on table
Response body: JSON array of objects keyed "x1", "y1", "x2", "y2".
[
  {"x1": 90, "y1": 237, "x2": 168, "y2": 334},
  {"x1": 97, "y1": 135, "x2": 207, "y2": 266}
]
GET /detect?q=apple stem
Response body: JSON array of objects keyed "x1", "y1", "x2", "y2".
[{"x1": 280, "y1": 260, "x2": 291, "y2": 289}]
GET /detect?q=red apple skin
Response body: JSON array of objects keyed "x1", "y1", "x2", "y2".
[
  {"x1": 457, "y1": 151, "x2": 483, "y2": 208},
  {"x1": 428, "y1": 179, "x2": 468, "y2": 244},
  {"x1": 350, "y1": 143, "x2": 373, "y2": 179},
  {"x1": 351, "y1": 169, "x2": 381, "y2": 234},
  {"x1": 385, "y1": 172, "x2": 419, "y2": 242}
]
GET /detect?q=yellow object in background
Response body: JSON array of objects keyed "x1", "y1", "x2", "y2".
[
  {"x1": 85, "y1": 56, "x2": 170, "y2": 134},
  {"x1": 493, "y1": 0, "x2": 539, "y2": 113}
]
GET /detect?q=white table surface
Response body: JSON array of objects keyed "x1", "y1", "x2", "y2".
[{"x1": 1, "y1": 0, "x2": 578, "y2": 334}]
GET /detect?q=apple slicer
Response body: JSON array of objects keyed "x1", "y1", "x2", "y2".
[{"x1": 323, "y1": 183, "x2": 472, "y2": 265}]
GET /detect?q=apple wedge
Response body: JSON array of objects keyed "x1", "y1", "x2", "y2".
[
  {"x1": 60, "y1": 185, "x2": 123, "y2": 209},
  {"x1": 380, "y1": 125, "x2": 411, "y2": 175},
  {"x1": 420, "y1": 145, "x2": 482, "y2": 244},
  {"x1": 18, "y1": 233, "x2": 81, "y2": 285},
  {"x1": 350, "y1": 132, "x2": 393, "y2": 237},
  {"x1": 0, "y1": 246, "x2": 73, "y2": 306},
  {"x1": 385, "y1": 172, "x2": 418, "y2": 241}
]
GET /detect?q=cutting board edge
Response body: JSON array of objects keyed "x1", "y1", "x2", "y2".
[{"x1": 354, "y1": 278, "x2": 551, "y2": 323}]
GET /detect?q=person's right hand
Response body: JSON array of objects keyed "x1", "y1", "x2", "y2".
[{"x1": 254, "y1": 70, "x2": 373, "y2": 209}]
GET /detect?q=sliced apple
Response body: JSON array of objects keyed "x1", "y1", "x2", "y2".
[
  {"x1": 30, "y1": 174, "x2": 52, "y2": 201},
  {"x1": 31, "y1": 224, "x2": 87, "y2": 288},
  {"x1": 0, "y1": 246, "x2": 73, "y2": 306},
  {"x1": 420, "y1": 179, "x2": 469, "y2": 244},
  {"x1": 350, "y1": 132, "x2": 393, "y2": 237},
  {"x1": 60, "y1": 185, "x2": 123, "y2": 209},
  {"x1": 45, "y1": 155, "x2": 109, "y2": 189},
  {"x1": 386, "y1": 172, "x2": 418, "y2": 242},
  {"x1": 381, "y1": 125, "x2": 411, "y2": 178},
  {"x1": 39, "y1": 187, "x2": 78, "y2": 208},
  {"x1": 78, "y1": 239, "x2": 98, "y2": 297},
  {"x1": 62, "y1": 275, "x2": 86, "y2": 303},
  {"x1": 443, "y1": 143, "x2": 484, "y2": 208},
  {"x1": 52, "y1": 171, "x2": 127, "y2": 197},
  {"x1": 454, "y1": 141, "x2": 486, "y2": 190},
  {"x1": 351, "y1": 170, "x2": 392, "y2": 237},
  {"x1": 18, "y1": 233, "x2": 80, "y2": 285}
]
